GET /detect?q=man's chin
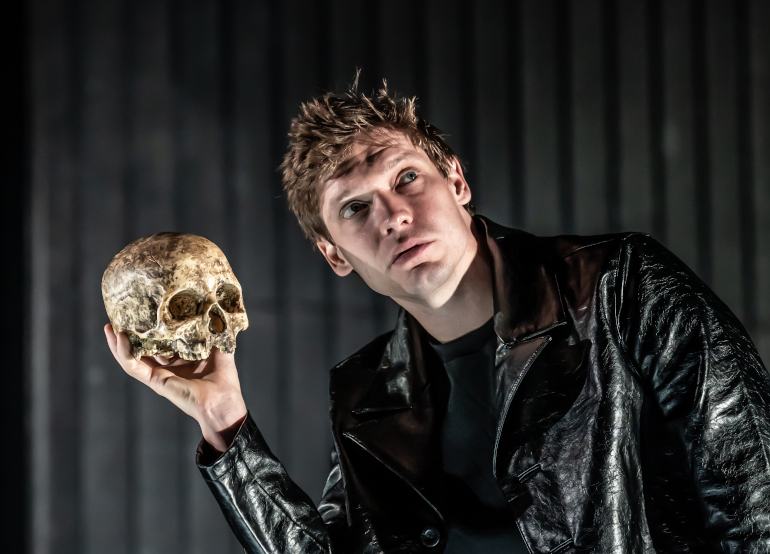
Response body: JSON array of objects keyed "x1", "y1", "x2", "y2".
[{"x1": 393, "y1": 262, "x2": 454, "y2": 300}]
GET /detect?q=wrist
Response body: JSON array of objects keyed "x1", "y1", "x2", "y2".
[{"x1": 198, "y1": 393, "x2": 247, "y2": 452}]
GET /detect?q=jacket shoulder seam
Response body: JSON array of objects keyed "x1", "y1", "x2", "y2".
[
  {"x1": 559, "y1": 232, "x2": 645, "y2": 259},
  {"x1": 607, "y1": 233, "x2": 647, "y2": 381}
]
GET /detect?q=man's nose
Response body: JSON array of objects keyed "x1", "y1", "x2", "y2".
[{"x1": 375, "y1": 192, "x2": 412, "y2": 236}]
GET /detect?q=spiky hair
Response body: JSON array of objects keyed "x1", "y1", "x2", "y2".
[{"x1": 280, "y1": 79, "x2": 462, "y2": 243}]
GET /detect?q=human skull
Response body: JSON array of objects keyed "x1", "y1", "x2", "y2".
[{"x1": 102, "y1": 232, "x2": 248, "y2": 361}]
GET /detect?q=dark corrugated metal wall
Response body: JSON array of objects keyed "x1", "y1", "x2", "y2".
[
  {"x1": 29, "y1": 1, "x2": 770, "y2": 553},
  {"x1": 3, "y1": 3, "x2": 28, "y2": 553}
]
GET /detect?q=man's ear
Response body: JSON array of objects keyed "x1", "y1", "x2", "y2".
[
  {"x1": 448, "y1": 156, "x2": 472, "y2": 206},
  {"x1": 317, "y1": 238, "x2": 354, "y2": 277}
]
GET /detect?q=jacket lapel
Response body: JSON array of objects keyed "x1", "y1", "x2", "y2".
[
  {"x1": 344, "y1": 310, "x2": 446, "y2": 488},
  {"x1": 349, "y1": 310, "x2": 429, "y2": 416}
]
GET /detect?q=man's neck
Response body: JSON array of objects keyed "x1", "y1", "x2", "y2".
[{"x1": 397, "y1": 224, "x2": 495, "y2": 344}]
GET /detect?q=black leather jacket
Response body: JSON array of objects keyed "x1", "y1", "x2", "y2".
[{"x1": 198, "y1": 217, "x2": 770, "y2": 553}]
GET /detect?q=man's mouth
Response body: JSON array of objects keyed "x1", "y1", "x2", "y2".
[{"x1": 391, "y1": 241, "x2": 432, "y2": 267}]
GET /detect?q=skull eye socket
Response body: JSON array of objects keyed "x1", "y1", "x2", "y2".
[
  {"x1": 216, "y1": 284, "x2": 241, "y2": 314},
  {"x1": 168, "y1": 290, "x2": 201, "y2": 320}
]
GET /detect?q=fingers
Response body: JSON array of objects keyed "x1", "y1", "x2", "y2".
[
  {"x1": 105, "y1": 324, "x2": 137, "y2": 368},
  {"x1": 102, "y1": 324, "x2": 198, "y2": 416},
  {"x1": 208, "y1": 345, "x2": 236, "y2": 368},
  {"x1": 206, "y1": 346, "x2": 241, "y2": 387},
  {"x1": 104, "y1": 324, "x2": 162, "y2": 382},
  {"x1": 104, "y1": 324, "x2": 117, "y2": 356}
]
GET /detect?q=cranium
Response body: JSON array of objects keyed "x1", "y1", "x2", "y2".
[{"x1": 102, "y1": 232, "x2": 248, "y2": 361}]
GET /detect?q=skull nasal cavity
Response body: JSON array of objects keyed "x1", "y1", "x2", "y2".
[{"x1": 209, "y1": 307, "x2": 226, "y2": 334}]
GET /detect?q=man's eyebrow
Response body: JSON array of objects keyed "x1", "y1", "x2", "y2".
[
  {"x1": 331, "y1": 188, "x2": 354, "y2": 208},
  {"x1": 382, "y1": 152, "x2": 420, "y2": 172},
  {"x1": 328, "y1": 150, "x2": 420, "y2": 207}
]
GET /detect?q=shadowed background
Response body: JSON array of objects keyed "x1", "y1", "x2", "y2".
[{"x1": 7, "y1": 0, "x2": 769, "y2": 552}]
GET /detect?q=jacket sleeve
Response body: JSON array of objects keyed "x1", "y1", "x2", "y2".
[
  {"x1": 615, "y1": 234, "x2": 770, "y2": 551},
  {"x1": 197, "y1": 413, "x2": 347, "y2": 554}
]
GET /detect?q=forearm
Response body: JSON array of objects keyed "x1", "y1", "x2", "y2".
[{"x1": 198, "y1": 413, "x2": 333, "y2": 554}]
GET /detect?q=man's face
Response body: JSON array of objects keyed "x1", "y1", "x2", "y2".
[{"x1": 317, "y1": 130, "x2": 475, "y2": 307}]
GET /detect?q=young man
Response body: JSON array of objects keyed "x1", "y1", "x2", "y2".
[{"x1": 106, "y1": 87, "x2": 770, "y2": 553}]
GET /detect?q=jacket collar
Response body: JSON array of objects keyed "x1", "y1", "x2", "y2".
[
  {"x1": 351, "y1": 308, "x2": 431, "y2": 415},
  {"x1": 351, "y1": 216, "x2": 567, "y2": 416},
  {"x1": 479, "y1": 216, "x2": 566, "y2": 345}
]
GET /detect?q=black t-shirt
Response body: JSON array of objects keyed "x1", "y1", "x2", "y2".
[{"x1": 430, "y1": 319, "x2": 528, "y2": 554}]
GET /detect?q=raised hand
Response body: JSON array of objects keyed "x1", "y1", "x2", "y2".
[{"x1": 104, "y1": 323, "x2": 247, "y2": 452}]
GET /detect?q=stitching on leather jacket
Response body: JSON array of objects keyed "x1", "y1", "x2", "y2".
[
  {"x1": 516, "y1": 463, "x2": 541, "y2": 483},
  {"x1": 506, "y1": 321, "x2": 567, "y2": 347},
  {"x1": 341, "y1": 432, "x2": 446, "y2": 527},
  {"x1": 493, "y1": 336, "x2": 552, "y2": 479},
  {"x1": 549, "y1": 537, "x2": 573, "y2": 553},
  {"x1": 561, "y1": 238, "x2": 619, "y2": 259}
]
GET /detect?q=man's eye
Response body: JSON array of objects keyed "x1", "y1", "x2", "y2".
[
  {"x1": 399, "y1": 170, "x2": 418, "y2": 185},
  {"x1": 342, "y1": 202, "x2": 367, "y2": 219}
]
